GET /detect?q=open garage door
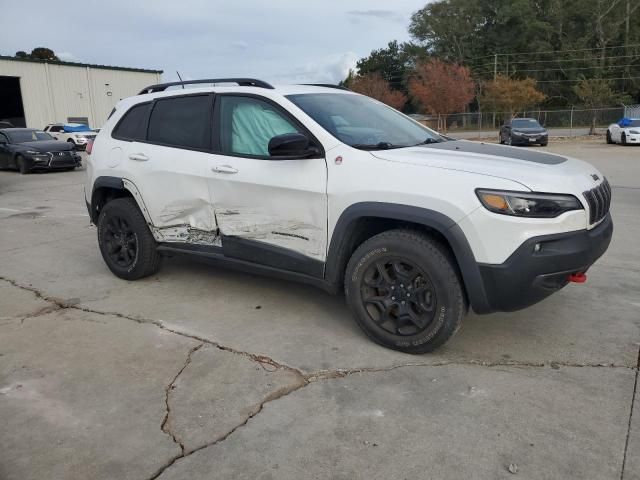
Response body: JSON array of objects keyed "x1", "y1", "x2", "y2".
[{"x1": 0, "y1": 76, "x2": 26, "y2": 127}]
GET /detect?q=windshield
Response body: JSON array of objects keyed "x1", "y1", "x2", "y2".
[
  {"x1": 8, "y1": 130, "x2": 54, "y2": 143},
  {"x1": 286, "y1": 93, "x2": 445, "y2": 150},
  {"x1": 627, "y1": 120, "x2": 640, "y2": 127},
  {"x1": 511, "y1": 119, "x2": 542, "y2": 129}
]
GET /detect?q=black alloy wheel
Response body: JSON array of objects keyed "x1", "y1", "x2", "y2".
[
  {"x1": 360, "y1": 257, "x2": 438, "y2": 336},
  {"x1": 103, "y1": 215, "x2": 138, "y2": 268}
]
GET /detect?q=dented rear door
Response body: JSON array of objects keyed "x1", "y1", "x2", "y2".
[{"x1": 123, "y1": 94, "x2": 219, "y2": 246}]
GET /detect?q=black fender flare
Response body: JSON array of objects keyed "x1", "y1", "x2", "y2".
[
  {"x1": 325, "y1": 202, "x2": 492, "y2": 314},
  {"x1": 89, "y1": 176, "x2": 125, "y2": 222}
]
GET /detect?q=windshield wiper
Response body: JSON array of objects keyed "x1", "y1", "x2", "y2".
[
  {"x1": 412, "y1": 137, "x2": 442, "y2": 147},
  {"x1": 352, "y1": 142, "x2": 396, "y2": 150}
]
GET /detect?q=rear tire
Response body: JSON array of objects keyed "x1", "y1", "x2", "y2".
[
  {"x1": 606, "y1": 130, "x2": 614, "y2": 144},
  {"x1": 97, "y1": 197, "x2": 160, "y2": 280},
  {"x1": 344, "y1": 230, "x2": 466, "y2": 354},
  {"x1": 16, "y1": 155, "x2": 29, "y2": 174}
]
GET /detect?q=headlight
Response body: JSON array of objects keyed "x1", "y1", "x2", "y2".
[
  {"x1": 25, "y1": 150, "x2": 40, "y2": 154},
  {"x1": 476, "y1": 189, "x2": 583, "y2": 218}
]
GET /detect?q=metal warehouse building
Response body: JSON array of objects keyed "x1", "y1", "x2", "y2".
[{"x1": 0, "y1": 56, "x2": 162, "y2": 129}]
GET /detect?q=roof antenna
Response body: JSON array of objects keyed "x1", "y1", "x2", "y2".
[{"x1": 176, "y1": 71, "x2": 185, "y2": 89}]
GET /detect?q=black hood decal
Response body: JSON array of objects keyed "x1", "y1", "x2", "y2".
[{"x1": 424, "y1": 140, "x2": 566, "y2": 165}]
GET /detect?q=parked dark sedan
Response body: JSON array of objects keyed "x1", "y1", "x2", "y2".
[
  {"x1": 499, "y1": 118, "x2": 548, "y2": 146},
  {"x1": 0, "y1": 128, "x2": 81, "y2": 174}
]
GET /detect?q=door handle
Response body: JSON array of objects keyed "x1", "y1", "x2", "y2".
[
  {"x1": 128, "y1": 153, "x2": 149, "y2": 161},
  {"x1": 211, "y1": 165, "x2": 238, "y2": 174}
]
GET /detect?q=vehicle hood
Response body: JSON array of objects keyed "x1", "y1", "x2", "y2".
[
  {"x1": 17, "y1": 141, "x2": 75, "y2": 152},
  {"x1": 511, "y1": 127, "x2": 547, "y2": 134},
  {"x1": 370, "y1": 140, "x2": 602, "y2": 194}
]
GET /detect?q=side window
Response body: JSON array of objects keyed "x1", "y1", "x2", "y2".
[
  {"x1": 112, "y1": 103, "x2": 151, "y2": 141},
  {"x1": 147, "y1": 95, "x2": 211, "y2": 150},
  {"x1": 218, "y1": 96, "x2": 300, "y2": 157},
  {"x1": 0, "y1": 133, "x2": 8, "y2": 143},
  {"x1": 49, "y1": 125, "x2": 63, "y2": 133}
]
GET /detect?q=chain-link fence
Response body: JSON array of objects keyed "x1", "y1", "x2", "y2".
[{"x1": 414, "y1": 107, "x2": 626, "y2": 138}]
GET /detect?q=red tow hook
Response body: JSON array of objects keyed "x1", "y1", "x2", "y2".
[{"x1": 568, "y1": 272, "x2": 587, "y2": 283}]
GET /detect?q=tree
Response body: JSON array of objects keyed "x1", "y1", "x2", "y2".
[
  {"x1": 408, "y1": 60, "x2": 475, "y2": 131},
  {"x1": 29, "y1": 47, "x2": 59, "y2": 61},
  {"x1": 574, "y1": 78, "x2": 629, "y2": 134},
  {"x1": 481, "y1": 75, "x2": 546, "y2": 117},
  {"x1": 350, "y1": 40, "x2": 428, "y2": 108},
  {"x1": 349, "y1": 73, "x2": 407, "y2": 110},
  {"x1": 407, "y1": 0, "x2": 640, "y2": 105},
  {"x1": 14, "y1": 47, "x2": 59, "y2": 61}
]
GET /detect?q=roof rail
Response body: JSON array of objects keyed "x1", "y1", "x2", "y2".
[
  {"x1": 301, "y1": 83, "x2": 351, "y2": 91},
  {"x1": 138, "y1": 78, "x2": 275, "y2": 95}
]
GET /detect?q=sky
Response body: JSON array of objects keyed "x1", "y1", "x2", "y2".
[{"x1": 1, "y1": 0, "x2": 428, "y2": 84}]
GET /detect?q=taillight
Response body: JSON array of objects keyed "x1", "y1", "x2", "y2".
[{"x1": 86, "y1": 140, "x2": 94, "y2": 155}]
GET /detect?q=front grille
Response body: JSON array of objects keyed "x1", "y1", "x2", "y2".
[{"x1": 583, "y1": 178, "x2": 611, "y2": 224}]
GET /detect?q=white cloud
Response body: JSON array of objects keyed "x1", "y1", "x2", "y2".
[{"x1": 56, "y1": 51, "x2": 79, "y2": 62}]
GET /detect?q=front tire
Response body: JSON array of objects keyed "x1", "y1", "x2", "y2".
[
  {"x1": 16, "y1": 155, "x2": 29, "y2": 174},
  {"x1": 97, "y1": 197, "x2": 160, "y2": 280},
  {"x1": 505, "y1": 135, "x2": 512, "y2": 146},
  {"x1": 622, "y1": 133, "x2": 627, "y2": 146},
  {"x1": 344, "y1": 230, "x2": 466, "y2": 354}
]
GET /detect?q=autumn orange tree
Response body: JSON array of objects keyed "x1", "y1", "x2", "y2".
[
  {"x1": 408, "y1": 59, "x2": 475, "y2": 132},
  {"x1": 349, "y1": 72, "x2": 407, "y2": 110},
  {"x1": 480, "y1": 75, "x2": 546, "y2": 117}
]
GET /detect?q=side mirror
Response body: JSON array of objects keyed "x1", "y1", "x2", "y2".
[{"x1": 268, "y1": 133, "x2": 317, "y2": 158}]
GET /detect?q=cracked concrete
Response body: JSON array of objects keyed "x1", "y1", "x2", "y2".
[
  {"x1": 1, "y1": 144, "x2": 639, "y2": 479},
  {"x1": 156, "y1": 364, "x2": 636, "y2": 480},
  {"x1": 162, "y1": 344, "x2": 305, "y2": 455}
]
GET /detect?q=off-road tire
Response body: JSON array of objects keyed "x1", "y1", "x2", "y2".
[
  {"x1": 97, "y1": 197, "x2": 160, "y2": 280},
  {"x1": 16, "y1": 155, "x2": 29, "y2": 174},
  {"x1": 344, "y1": 229, "x2": 466, "y2": 354}
]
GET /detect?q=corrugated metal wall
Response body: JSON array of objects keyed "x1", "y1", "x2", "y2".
[{"x1": 0, "y1": 58, "x2": 160, "y2": 129}]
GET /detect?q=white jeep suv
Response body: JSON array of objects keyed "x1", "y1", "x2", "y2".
[{"x1": 85, "y1": 78, "x2": 613, "y2": 353}]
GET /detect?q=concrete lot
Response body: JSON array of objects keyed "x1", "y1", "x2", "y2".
[{"x1": 1, "y1": 140, "x2": 639, "y2": 480}]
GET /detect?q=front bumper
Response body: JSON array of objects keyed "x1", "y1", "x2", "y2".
[
  {"x1": 27, "y1": 152, "x2": 82, "y2": 170},
  {"x1": 512, "y1": 134, "x2": 548, "y2": 145},
  {"x1": 624, "y1": 134, "x2": 640, "y2": 144},
  {"x1": 476, "y1": 213, "x2": 613, "y2": 312}
]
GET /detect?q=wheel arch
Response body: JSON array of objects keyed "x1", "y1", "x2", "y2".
[
  {"x1": 325, "y1": 202, "x2": 493, "y2": 314},
  {"x1": 90, "y1": 176, "x2": 152, "y2": 226}
]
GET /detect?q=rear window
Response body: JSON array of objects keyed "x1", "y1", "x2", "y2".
[
  {"x1": 147, "y1": 95, "x2": 211, "y2": 150},
  {"x1": 112, "y1": 103, "x2": 151, "y2": 141}
]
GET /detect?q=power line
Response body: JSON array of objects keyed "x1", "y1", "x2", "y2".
[
  {"x1": 468, "y1": 43, "x2": 640, "y2": 60},
  {"x1": 471, "y1": 54, "x2": 640, "y2": 69}
]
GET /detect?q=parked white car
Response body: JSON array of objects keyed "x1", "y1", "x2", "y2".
[
  {"x1": 44, "y1": 123, "x2": 97, "y2": 150},
  {"x1": 606, "y1": 118, "x2": 640, "y2": 145},
  {"x1": 85, "y1": 78, "x2": 613, "y2": 353}
]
